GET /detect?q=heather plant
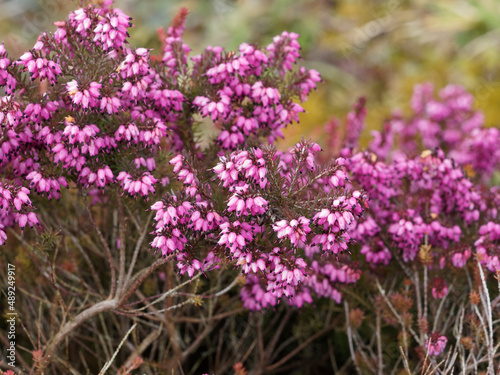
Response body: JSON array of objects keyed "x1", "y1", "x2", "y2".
[
  {"x1": 0, "y1": 1, "x2": 366, "y2": 374},
  {"x1": 315, "y1": 85, "x2": 500, "y2": 374}
]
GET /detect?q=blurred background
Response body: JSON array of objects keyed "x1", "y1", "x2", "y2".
[{"x1": 1, "y1": 0, "x2": 500, "y2": 148}]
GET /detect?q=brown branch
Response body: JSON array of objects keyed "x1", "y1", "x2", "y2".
[
  {"x1": 181, "y1": 322, "x2": 216, "y2": 361},
  {"x1": 84, "y1": 200, "x2": 116, "y2": 298},
  {"x1": 258, "y1": 319, "x2": 265, "y2": 370},
  {"x1": 265, "y1": 308, "x2": 293, "y2": 361},
  {"x1": 124, "y1": 211, "x2": 153, "y2": 289},
  {"x1": 117, "y1": 257, "x2": 168, "y2": 308},
  {"x1": 45, "y1": 299, "x2": 118, "y2": 361},
  {"x1": 174, "y1": 308, "x2": 245, "y2": 323},
  {"x1": 266, "y1": 321, "x2": 335, "y2": 372},
  {"x1": 376, "y1": 308, "x2": 383, "y2": 375},
  {"x1": 122, "y1": 324, "x2": 163, "y2": 369},
  {"x1": 116, "y1": 196, "x2": 127, "y2": 297},
  {"x1": 63, "y1": 228, "x2": 105, "y2": 295}
]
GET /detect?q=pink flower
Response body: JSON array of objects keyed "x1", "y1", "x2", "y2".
[
  {"x1": 117, "y1": 171, "x2": 157, "y2": 197},
  {"x1": 193, "y1": 91, "x2": 231, "y2": 121},
  {"x1": 266, "y1": 31, "x2": 301, "y2": 73},
  {"x1": 66, "y1": 80, "x2": 101, "y2": 108},
  {"x1": 17, "y1": 51, "x2": 62, "y2": 85},
  {"x1": 92, "y1": 8, "x2": 131, "y2": 51},
  {"x1": 425, "y1": 333, "x2": 447, "y2": 356},
  {"x1": 431, "y1": 278, "x2": 448, "y2": 299},
  {"x1": 272, "y1": 217, "x2": 311, "y2": 246},
  {"x1": 251, "y1": 81, "x2": 281, "y2": 106}
]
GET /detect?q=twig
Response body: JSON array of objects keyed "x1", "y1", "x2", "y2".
[
  {"x1": 84, "y1": 199, "x2": 116, "y2": 298},
  {"x1": 376, "y1": 279, "x2": 420, "y2": 344},
  {"x1": 174, "y1": 308, "x2": 245, "y2": 323},
  {"x1": 400, "y1": 346, "x2": 412, "y2": 375},
  {"x1": 181, "y1": 322, "x2": 216, "y2": 361},
  {"x1": 258, "y1": 317, "x2": 265, "y2": 370},
  {"x1": 344, "y1": 300, "x2": 362, "y2": 375},
  {"x1": 423, "y1": 264, "x2": 428, "y2": 324},
  {"x1": 432, "y1": 284, "x2": 453, "y2": 332},
  {"x1": 444, "y1": 305, "x2": 464, "y2": 374},
  {"x1": 116, "y1": 197, "x2": 127, "y2": 297},
  {"x1": 215, "y1": 273, "x2": 241, "y2": 297},
  {"x1": 118, "y1": 257, "x2": 168, "y2": 308},
  {"x1": 62, "y1": 228, "x2": 105, "y2": 295},
  {"x1": 121, "y1": 298, "x2": 194, "y2": 316},
  {"x1": 124, "y1": 211, "x2": 153, "y2": 289},
  {"x1": 99, "y1": 323, "x2": 137, "y2": 375},
  {"x1": 376, "y1": 308, "x2": 383, "y2": 375},
  {"x1": 125, "y1": 273, "x2": 202, "y2": 312},
  {"x1": 476, "y1": 259, "x2": 495, "y2": 375},
  {"x1": 266, "y1": 320, "x2": 335, "y2": 372},
  {"x1": 123, "y1": 323, "x2": 163, "y2": 369},
  {"x1": 45, "y1": 299, "x2": 118, "y2": 361},
  {"x1": 265, "y1": 308, "x2": 293, "y2": 361}
]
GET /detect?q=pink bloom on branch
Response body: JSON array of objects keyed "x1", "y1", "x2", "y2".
[
  {"x1": 16, "y1": 212, "x2": 38, "y2": 228},
  {"x1": 251, "y1": 81, "x2": 281, "y2": 107},
  {"x1": 66, "y1": 80, "x2": 101, "y2": 109},
  {"x1": 193, "y1": 91, "x2": 231, "y2": 121},
  {"x1": 117, "y1": 171, "x2": 158, "y2": 197},
  {"x1": 92, "y1": 8, "x2": 131, "y2": 51},
  {"x1": 431, "y1": 277, "x2": 448, "y2": 299},
  {"x1": 272, "y1": 217, "x2": 311, "y2": 246},
  {"x1": 227, "y1": 191, "x2": 268, "y2": 216},
  {"x1": 266, "y1": 31, "x2": 301, "y2": 73},
  {"x1": 425, "y1": 333, "x2": 447, "y2": 356}
]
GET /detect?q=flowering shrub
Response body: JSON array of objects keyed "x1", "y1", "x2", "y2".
[
  {"x1": 342, "y1": 83, "x2": 500, "y2": 274},
  {"x1": 2, "y1": 1, "x2": 500, "y2": 374},
  {"x1": 0, "y1": 1, "x2": 366, "y2": 373},
  {"x1": 319, "y1": 84, "x2": 500, "y2": 374},
  {"x1": 0, "y1": 0, "x2": 370, "y2": 312}
]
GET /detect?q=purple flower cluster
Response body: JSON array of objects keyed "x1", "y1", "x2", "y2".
[
  {"x1": 149, "y1": 142, "x2": 367, "y2": 308},
  {"x1": 0, "y1": 182, "x2": 36, "y2": 245},
  {"x1": 3, "y1": 0, "x2": 500, "y2": 329},
  {"x1": 306, "y1": 84, "x2": 500, "y2": 320},
  {"x1": 368, "y1": 83, "x2": 500, "y2": 175},
  {"x1": 0, "y1": 4, "x2": 343, "y2": 310},
  {"x1": 313, "y1": 86, "x2": 500, "y2": 281},
  {"x1": 0, "y1": 0, "x2": 322, "y2": 251},
  {"x1": 313, "y1": 84, "x2": 500, "y2": 357},
  {"x1": 425, "y1": 333, "x2": 448, "y2": 356}
]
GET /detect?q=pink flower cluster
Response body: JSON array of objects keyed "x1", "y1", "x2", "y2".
[
  {"x1": 311, "y1": 84, "x2": 500, "y2": 314},
  {"x1": 3, "y1": 0, "x2": 323, "y2": 227},
  {"x1": 349, "y1": 137, "x2": 486, "y2": 266},
  {"x1": 0, "y1": 2, "x2": 196, "y2": 242},
  {"x1": 4, "y1": 0, "x2": 500, "y2": 322},
  {"x1": 148, "y1": 141, "x2": 367, "y2": 309},
  {"x1": 273, "y1": 218, "x2": 311, "y2": 246},
  {"x1": 368, "y1": 83, "x2": 500, "y2": 174},
  {"x1": 425, "y1": 333, "x2": 447, "y2": 356},
  {"x1": 0, "y1": 183, "x2": 37, "y2": 244},
  {"x1": 187, "y1": 29, "x2": 320, "y2": 148},
  {"x1": 17, "y1": 48, "x2": 62, "y2": 85},
  {"x1": 117, "y1": 172, "x2": 158, "y2": 197}
]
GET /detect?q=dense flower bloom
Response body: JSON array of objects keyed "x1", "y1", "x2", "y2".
[
  {"x1": 431, "y1": 277, "x2": 448, "y2": 299},
  {"x1": 2, "y1": 0, "x2": 500, "y2": 323},
  {"x1": 66, "y1": 80, "x2": 102, "y2": 108},
  {"x1": 273, "y1": 217, "x2": 311, "y2": 246}
]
